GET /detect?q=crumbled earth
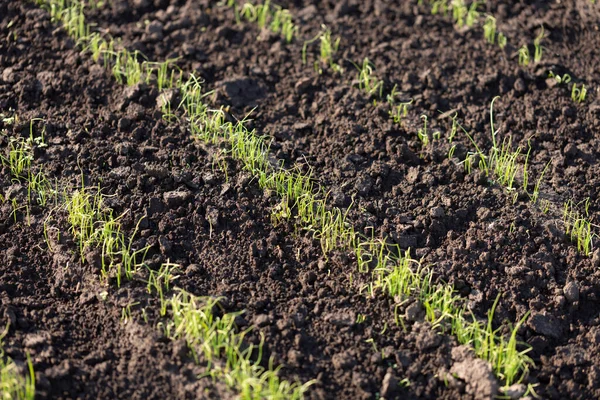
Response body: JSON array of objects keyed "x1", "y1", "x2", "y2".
[{"x1": 2, "y1": 0, "x2": 600, "y2": 399}]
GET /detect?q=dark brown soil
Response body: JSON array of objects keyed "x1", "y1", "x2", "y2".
[{"x1": 2, "y1": 0, "x2": 600, "y2": 399}]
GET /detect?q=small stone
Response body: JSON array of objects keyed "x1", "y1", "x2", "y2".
[
  {"x1": 146, "y1": 20, "x2": 164, "y2": 39},
  {"x1": 355, "y1": 176, "x2": 373, "y2": 196},
  {"x1": 185, "y1": 264, "x2": 200, "y2": 276},
  {"x1": 563, "y1": 143, "x2": 578, "y2": 157},
  {"x1": 300, "y1": 271, "x2": 317, "y2": 287},
  {"x1": 592, "y1": 249, "x2": 600, "y2": 268},
  {"x1": 451, "y1": 351, "x2": 498, "y2": 400},
  {"x1": 1, "y1": 67, "x2": 17, "y2": 83},
  {"x1": 172, "y1": 339, "x2": 188, "y2": 360},
  {"x1": 117, "y1": 117, "x2": 131, "y2": 132},
  {"x1": 563, "y1": 281, "x2": 579, "y2": 303},
  {"x1": 529, "y1": 312, "x2": 562, "y2": 339},
  {"x1": 380, "y1": 371, "x2": 398, "y2": 398},
  {"x1": 562, "y1": 106, "x2": 576, "y2": 119},
  {"x1": 503, "y1": 383, "x2": 526, "y2": 399},
  {"x1": 254, "y1": 314, "x2": 270, "y2": 327},
  {"x1": 156, "y1": 89, "x2": 178, "y2": 111},
  {"x1": 332, "y1": 351, "x2": 356, "y2": 370},
  {"x1": 405, "y1": 302, "x2": 423, "y2": 322},
  {"x1": 23, "y1": 333, "x2": 49, "y2": 348},
  {"x1": 513, "y1": 78, "x2": 526, "y2": 94},
  {"x1": 287, "y1": 349, "x2": 303, "y2": 366},
  {"x1": 163, "y1": 190, "x2": 192, "y2": 207},
  {"x1": 324, "y1": 311, "x2": 355, "y2": 327},
  {"x1": 331, "y1": 189, "x2": 350, "y2": 207},
  {"x1": 430, "y1": 206, "x2": 445, "y2": 219},
  {"x1": 158, "y1": 236, "x2": 172, "y2": 253},
  {"x1": 295, "y1": 77, "x2": 312, "y2": 94}
]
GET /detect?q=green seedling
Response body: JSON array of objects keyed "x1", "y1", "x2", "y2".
[
  {"x1": 177, "y1": 75, "x2": 535, "y2": 387},
  {"x1": 353, "y1": 58, "x2": 383, "y2": 98},
  {"x1": 483, "y1": 15, "x2": 496, "y2": 44},
  {"x1": 386, "y1": 84, "x2": 399, "y2": 104},
  {"x1": 65, "y1": 185, "x2": 150, "y2": 286},
  {"x1": 497, "y1": 33, "x2": 507, "y2": 49},
  {"x1": 563, "y1": 199, "x2": 594, "y2": 255},
  {"x1": 452, "y1": 0, "x2": 467, "y2": 27},
  {"x1": 121, "y1": 301, "x2": 140, "y2": 323},
  {"x1": 466, "y1": 1, "x2": 481, "y2": 27},
  {"x1": 302, "y1": 25, "x2": 341, "y2": 72},
  {"x1": 548, "y1": 71, "x2": 572, "y2": 85},
  {"x1": 389, "y1": 99, "x2": 413, "y2": 125},
  {"x1": 448, "y1": 144, "x2": 457, "y2": 159},
  {"x1": 417, "y1": 115, "x2": 430, "y2": 146},
  {"x1": 237, "y1": 0, "x2": 297, "y2": 42},
  {"x1": 448, "y1": 112, "x2": 459, "y2": 142},
  {"x1": 530, "y1": 160, "x2": 550, "y2": 204},
  {"x1": 518, "y1": 45, "x2": 530, "y2": 66},
  {"x1": 0, "y1": 336, "x2": 35, "y2": 400},
  {"x1": 161, "y1": 290, "x2": 313, "y2": 398},
  {"x1": 571, "y1": 83, "x2": 587, "y2": 103},
  {"x1": 431, "y1": 0, "x2": 449, "y2": 15},
  {"x1": 240, "y1": 1, "x2": 270, "y2": 29},
  {"x1": 533, "y1": 26, "x2": 544, "y2": 63},
  {"x1": 112, "y1": 49, "x2": 145, "y2": 86},
  {"x1": 270, "y1": 6, "x2": 296, "y2": 42}
]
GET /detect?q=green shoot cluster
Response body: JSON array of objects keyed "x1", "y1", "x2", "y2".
[
  {"x1": 35, "y1": 0, "x2": 182, "y2": 89},
  {"x1": 60, "y1": 185, "x2": 150, "y2": 286},
  {"x1": 453, "y1": 97, "x2": 542, "y2": 202},
  {"x1": 229, "y1": 0, "x2": 297, "y2": 42},
  {"x1": 0, "y1": 328, "x2": 35, "y2": 400},
  {"x1": 548, "y1": 72, "x2": 587, "y2": 103},
  {"x1": 1, "y1": 119, "x2": 57, "y2": 222},
  {"x1": 160, "y1": 290, "x2": 313, "y2": 399},
  {"x1": 563, "y1": 199, "x2": 595, "y2": 255}
]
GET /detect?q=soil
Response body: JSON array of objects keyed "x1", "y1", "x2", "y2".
[{"x1": 2, "y1": 0, "x2": 600, "y2": 399}]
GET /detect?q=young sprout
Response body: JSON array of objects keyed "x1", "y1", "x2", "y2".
[
  {"x1": 483, "y1": 15, "x2": 496, "y2": 44},
  {"x1": 302, "y1": 25, "x2": 341, "y2": 72},
  {"x1": 452, "y1": 0, "x2": 467, "y2": 27},
  {"x1": 531, "y1": 160, "x2": 550, "y2": 204},
  {"x1": 533, "y1": 26, "x2": 544, "y2": 63},
  {"x1": 417, "y1": 115, "x2": 430, "y2": 146},
  {"x1": 431, "y1": 0, "x2": 449, "y2": 15},
  {"x1": 0, "y1": 348, "x2": 35, "y2": 400},
  {"x1": 466, "y1": 1, "x2": 481, "y2": 27},
  {"x1": 386, "y1": 84, "x2": 400, "y2": 104},
  {"x1": 497, "y1": 33, "x2": 507, "y2": 49},
  {"x1": 354, "y1": 58, "x2": 383, "y2": 98},
  {"x1": 571, "y1": 83, "x2": 587, "y2": 103},
  {"x1": 270, "y1": 6, "x2": 296, "y2": 42},
  {"x1": 518, "y1": 45, "x2": 530, "y2": 66},
  {"x1": 448, "y1": 112, "x2": 459, "y2": 142},
  {"x1": 389, "y1": 100, "x2": 413, "y2": 125},
  {"x1": 563, "y1": 199, "x2": 594, "y2": 255},
  {"x1": 240, "y1": 1, "x2": 271, "y2": 29},
  {"x1": 548, "y1": 71, "x2": 572, "y2": 85}
]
